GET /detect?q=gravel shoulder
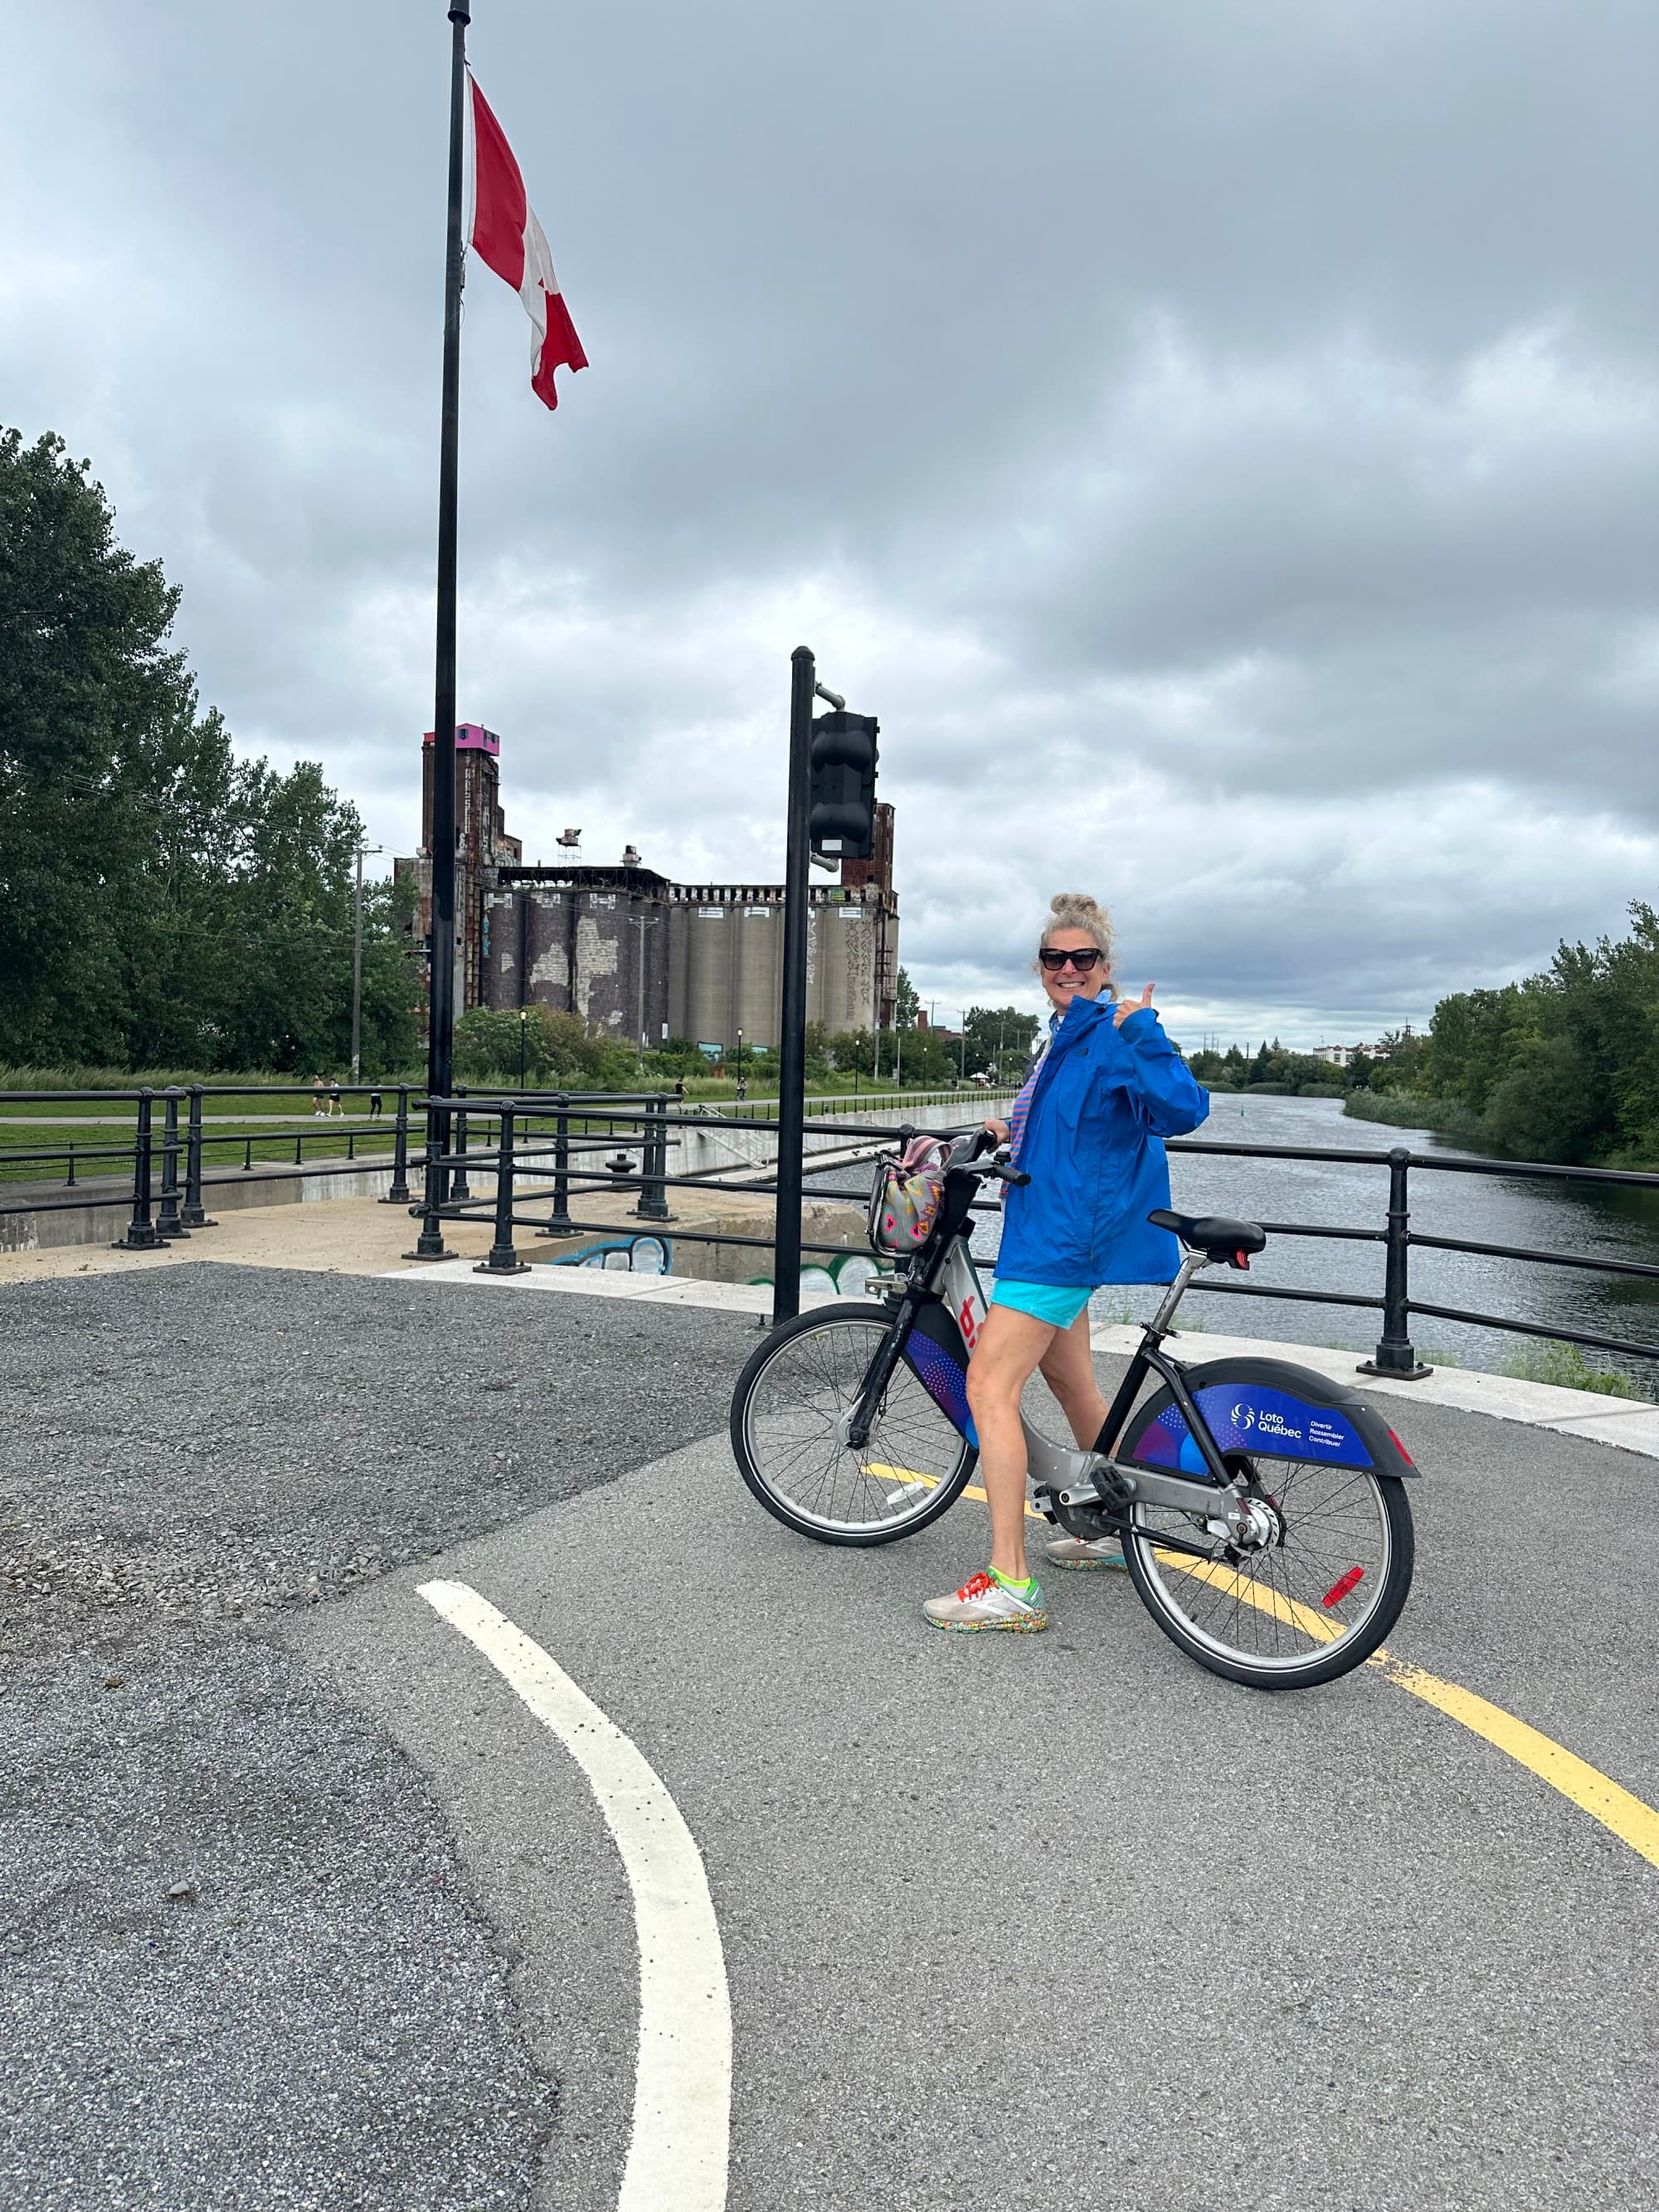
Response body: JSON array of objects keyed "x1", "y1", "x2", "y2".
[{"x1": 0, "y1": 1262, "x2": 753, "y2": 2210}]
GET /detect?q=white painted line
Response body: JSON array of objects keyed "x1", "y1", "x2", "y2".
[{"x1": 417, "y1": 1579, "x2": 731, "y2": 2212}]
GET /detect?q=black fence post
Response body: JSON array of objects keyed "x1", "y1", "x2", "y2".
[
  {"x1": 451, "y1": 1086, "x2": 472, "y2": 1202},
  {"x1": 633, "y1": 1095, "x2": 674, "y2": 1223},
  {"x1": 475, "y1": 1105, "x2": 530, "y2": 1275},
  {"x1": 113, "y1": 1089, "x2": 163, "y2": 1251},
  {"x1": 406, "y1": 1096, "x2": 449, "y2": 1260},
  {"x1": 1360, "y1": 1149, "x2": 1432, "y2": 1379},
  {"x1": 179, "y1": 1085, "x2": 216, "y2": 1228},
  {"x1": 65, "y1": 1143, "x2": 76, "y2": 1189},
  {"x1": 156, "y1": 1088, "x2": 188, "y2": 1237},
  {"x1": 537, "y1": 1096, "x2": 576, "y2": 1235},
  {"x1": 382, "y1": 1085, "x2": 412, "y2": 1205},
  {"x1": 772, "y1": 646, "x2": 816, "y2": 1326}
]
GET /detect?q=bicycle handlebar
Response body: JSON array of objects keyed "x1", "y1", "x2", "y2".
[{"x1": 946, "y1": 1135, "x2": 1030, "y2": 1188}]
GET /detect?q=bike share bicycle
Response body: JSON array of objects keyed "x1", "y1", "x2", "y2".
[{"x1": 730, "y1": 1131, "x2": 1418, "y2": 1689}]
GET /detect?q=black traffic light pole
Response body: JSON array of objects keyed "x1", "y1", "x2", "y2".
[
  {"x1": 773, "y1": 647, "x2": 818, "y2": 1326},
  {"x1": 775, "y1": 648, "x2": 878, "y2": 1327}
]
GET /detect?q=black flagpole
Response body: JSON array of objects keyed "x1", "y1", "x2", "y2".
[{"x1": 414, "y1": 0, "x2": 470, "y2": 1258}]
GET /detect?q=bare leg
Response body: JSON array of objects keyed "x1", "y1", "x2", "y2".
[
  {"x1": 1038, "y1": 1307, "x2": 1110, "y2": 1449},
  {"x1": 964, "y1": 1304, "x2": 1058, "y2": 1582}
]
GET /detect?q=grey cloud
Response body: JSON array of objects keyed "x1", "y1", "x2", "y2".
[{"x1": 5, "y1": 0, "x2": 1658, "y2": 1041}]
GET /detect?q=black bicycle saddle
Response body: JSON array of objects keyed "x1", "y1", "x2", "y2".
[{"x1": 1148, "y1": 1208, "x2": 1267, "y2": 1261}]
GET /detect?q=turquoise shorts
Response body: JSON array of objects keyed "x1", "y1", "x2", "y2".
[{"x1": 989, "y1": 1279, "x2": 1093, "y2": 1329}]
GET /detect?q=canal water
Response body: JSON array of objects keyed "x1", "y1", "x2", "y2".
[
  {"x1": 820, "y1": 1094, "x2": 1659, "y2": 1391},
  {"x1": 1125, "y1": 1094, "x2": 1659, "y2": 1385}
]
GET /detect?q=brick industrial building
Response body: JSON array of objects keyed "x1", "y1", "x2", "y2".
[{"x1": 398, "y1": 727, "x2": 899, "y2": 1053}]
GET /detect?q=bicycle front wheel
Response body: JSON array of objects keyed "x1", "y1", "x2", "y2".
[
  {"x1": 1121, "y1": 1451, "x2": 1414, "y2": 1690},
  {"x1": 730, "y1": 1303, "x2": 976, "y2": 1546}
]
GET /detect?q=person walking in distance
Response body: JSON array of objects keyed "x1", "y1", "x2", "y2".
[
  {"x1": 922, "y1": 892, "x2": 1209, "y2": 1634},
  {"x1": 367, "y1": 1086, "x2": 384, "y2": 1120},
  {"x1": 312, "y1": 1076, "x2": 326, "y2": 1118},
  {"x1": 328, "y1": 1077, "x2": 343, "y2": 1118}
]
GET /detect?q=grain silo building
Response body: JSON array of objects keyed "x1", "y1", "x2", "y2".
[{"x1": 401, "y1": 729, "x2": 900, "y2": 1050}]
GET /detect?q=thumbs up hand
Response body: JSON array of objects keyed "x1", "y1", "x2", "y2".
[{"x1": 1113, "y1": 982, "x2": 1155, "y2": 1029}]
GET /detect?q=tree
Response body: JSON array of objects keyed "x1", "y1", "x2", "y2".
[
  {"x1": 1483, "y1": 1033, "x2": 1598, "y2": 1163},
  {"x1": 455, "y1": 1004, "x2": 637, "y2": 1090},
  {"x1": 893, "y1": 967, "x2": 920, "y2": 1029},
  {"x1": 828, "y1": 1026, "x2": 876, "y2": 1077},
  {"x1": 0, "y1": 429, "x2": 198, "y2": 1059},
  {"x1": 0, "y1": 427, "x2": 419, "y2": 1071},
  {"x1": 963, "y1": 1004, "x2": 1039, "y2": 1081}
]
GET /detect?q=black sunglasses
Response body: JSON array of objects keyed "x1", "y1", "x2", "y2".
[{"x1": 1039, "y1": 946, "x2": 1103, "y2": 973}]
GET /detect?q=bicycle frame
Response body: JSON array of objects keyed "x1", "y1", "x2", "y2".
[{"x1": 850, "y1": 1172, "x2": 1280, "y2": 1553}]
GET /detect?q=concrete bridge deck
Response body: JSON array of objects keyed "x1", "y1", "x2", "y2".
[{"x1": 2, "y1": 1225, "x2": 1654, "y2": 2210}]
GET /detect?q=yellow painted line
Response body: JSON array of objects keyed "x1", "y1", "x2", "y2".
[
  {"x1": 914, "y1": 1473, "x2": 1659, "y2": 1875},
  {"x1": 1153, "y1": 1548, "x2": 1340, "y2": 1644},
  {"x1": 1373, "y1": 1659, "x2": 1659, "y2": 1872},
  {"x1": 1149, "y1": 1551, "x2": 1659, "y2": 1864},
  {"x1": 864, "y1": 1462, "x2": 1044, "y2": 1519}
]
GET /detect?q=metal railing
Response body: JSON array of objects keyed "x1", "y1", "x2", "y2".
[
  {"x1": 398, "y1": 1090, "x2": 1011, "y2": 1318},
  {"x1": 405, "y1": 1099, "x2": 1659, "y2": 1377},
  {"x1": 1161, "y1": 1134, "x2": 1659, "y2": 1377},
  {"x1": 0, "y1": 1079, "x2": 997, "y2": 1262},
  {"x1": 0, "y1": 1083, "x2": 419, "y2": 1245},
  {"x1": 12, "y1": 1079, "x2": 1657, "y2": 1382}
]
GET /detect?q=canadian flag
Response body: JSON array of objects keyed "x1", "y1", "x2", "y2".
[{"x1": 467, "y1": 75, "x2": 587, "y2": 410}]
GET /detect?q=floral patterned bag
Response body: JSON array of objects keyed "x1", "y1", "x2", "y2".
[{"x1": 866, "y1": 1135, "x2": 951, "y2": 1256}]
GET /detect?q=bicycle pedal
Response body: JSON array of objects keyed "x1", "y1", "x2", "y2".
[{"x1": 1058, "y1": 1462, "x2": 1134, "y2": 1514}]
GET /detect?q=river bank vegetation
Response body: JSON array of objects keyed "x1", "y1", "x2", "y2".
[
  {"x1": 1185, "y1": 1038, "x2": 1390, "y2": 1100},
  {"x1": 1340, "y1": 902, "x2": 1659, "y2": 1169}
]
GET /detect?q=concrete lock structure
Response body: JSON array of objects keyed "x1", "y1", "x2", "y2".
[{"x1": 398, "y1": 728, "x2": 899, "y2": 1051}]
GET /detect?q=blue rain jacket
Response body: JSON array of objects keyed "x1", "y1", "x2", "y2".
[{"x1": 997, "y1": 994, "x2": 1209, "y2": 1286}]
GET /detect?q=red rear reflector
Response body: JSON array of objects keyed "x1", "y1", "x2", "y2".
[
  {"x1": 1322, "y1": 1567, "x2": 1365, "y2": 1608},
  {"x1": 1387, "y1": 1427, "x2": 1414, "y2": 1467},
  {"x1": 1235, "y1": 1249, "x2": 1249, "y2": 1270}
]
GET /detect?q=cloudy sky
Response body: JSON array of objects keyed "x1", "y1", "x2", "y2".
[{"x1": 6, "y1": 0, "x2": 1657, "y2": 1046}]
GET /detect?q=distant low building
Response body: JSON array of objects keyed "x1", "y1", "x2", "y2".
[
  {"x1": 397, "y1": 727, "x2": 899, "y2": 1049},
  {"x1": 1311, "y1": 1043, "x2": 1379, "y2": 1067}
]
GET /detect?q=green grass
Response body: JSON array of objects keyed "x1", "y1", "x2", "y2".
[
  {"x1": 0, "y1": 1117, "x2": 401, "y2": 1187},
  {"x1": 1341, "y1": 1089, "x2": 1491, "y2": 1145},
  {"x1": 1499, "y1": 1339, "x2": 1652, "y2": 1400}
]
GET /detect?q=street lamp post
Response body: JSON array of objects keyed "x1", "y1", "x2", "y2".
[
  {"x1": 351, "y1": 841, "x2": 386, "y2": 1083},
  {"x1": 518, "y1": 1006, "x2": 528, "y2": 1089}
]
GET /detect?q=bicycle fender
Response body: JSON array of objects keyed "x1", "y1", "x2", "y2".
[
  {"x1": 1125, "y1": 1357, "x2": 1419, "y2": 1479},
  {"x1": 899, "y1": 1299, "x2": 978, "y2": 1446}
]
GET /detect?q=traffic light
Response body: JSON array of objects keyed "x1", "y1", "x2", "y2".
[{"x1": 807, "y1": 711, "x2": 880, "y2": 863}]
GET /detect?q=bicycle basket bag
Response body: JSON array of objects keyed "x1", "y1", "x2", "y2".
[{"x1": 868, "y1": 1135, "x2": 951, "y2": 1256}]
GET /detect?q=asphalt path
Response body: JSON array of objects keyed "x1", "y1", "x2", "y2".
[
  {"x1": 0, "y1": 1263, "x2": 753, "y2": 2210},
  {"x1": 300, "y1": 1383, "x2": 1659, "y2": 2212},
  {"x1": 7, "y1": 1261, "x2": 1657, "y2": 2209}
]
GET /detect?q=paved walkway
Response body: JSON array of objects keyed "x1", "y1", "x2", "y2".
[
  {"x1": 302, "y1": 1402, "x2": 1659, "y2": 2211},
  {"x1": 2, "y1": 1240, "x2": 1655, "y2": 2209}
]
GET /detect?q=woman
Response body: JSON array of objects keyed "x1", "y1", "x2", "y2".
[{"x1": 923, "y1": 892, "x2": 1209, "y2": 1633}]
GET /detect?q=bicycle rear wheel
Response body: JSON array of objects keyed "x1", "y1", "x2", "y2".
[
  {"x1": 1121, "y1": 1452, "x2": 1413, "y2": 1689},
  {"x1": 731, "y1": 1303, "x2": 975, "y2": 1546}
]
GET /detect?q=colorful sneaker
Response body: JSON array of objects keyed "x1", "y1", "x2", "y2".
[
  {"x1": 1045, "y1": 1535, "x2": 1127, "y2": 1573},
  {"x1": 923, "y1": 1568, "x2": 1049, "y2": 1633}
]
